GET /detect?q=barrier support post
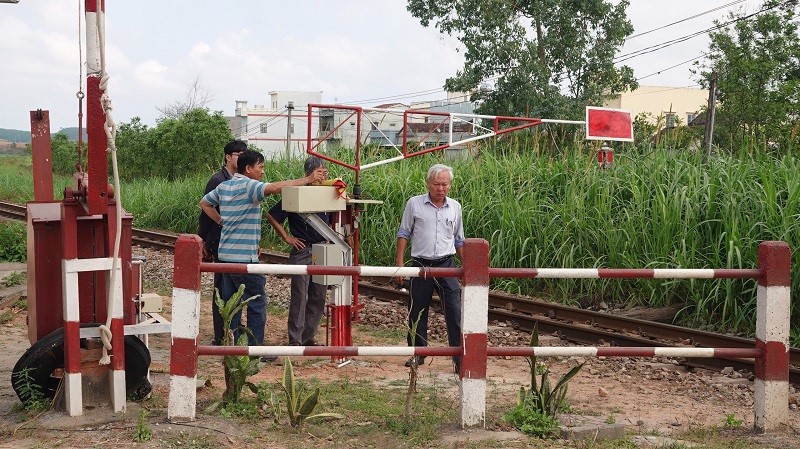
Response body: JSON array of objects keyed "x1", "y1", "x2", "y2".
[
  {"x1": 168, "y1": 234, "x2": 203, "y2": 421},
  {"x1": 754, "y1": 241, "x2": 791, "y2": 433},
  {"x1": 459, "y1": 238, "x2": 489, "y2": 428}
]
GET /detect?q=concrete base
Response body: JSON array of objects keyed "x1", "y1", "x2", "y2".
[
  {"x1": 52, "y1": 343, "x2": 116, "y2": 412},
  {"x1": 559, "y1": 414, "x2": 627, "y2": 441}
]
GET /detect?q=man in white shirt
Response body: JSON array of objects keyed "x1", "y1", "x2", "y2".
[{"x1": 395, "y1": 163, "x2": 465, "y2": 374}]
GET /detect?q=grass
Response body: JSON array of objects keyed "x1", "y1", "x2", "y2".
[
  {"x1": 193, "y1": 375, "x2": 459, "y2": 447},
  {"x1": 355, "y1": 322, "x2": 408, "y2": 341},
  {"x1": 1, "y1": 147, "x2": 798, "y2": 343}
]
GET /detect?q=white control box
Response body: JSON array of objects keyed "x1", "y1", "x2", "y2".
[
  {"x1": 282, "y1": 186, "x2": 346, "y2": 213},
  {"x1": 311, "y1": 243, "x2": 346, "y2": 285}
]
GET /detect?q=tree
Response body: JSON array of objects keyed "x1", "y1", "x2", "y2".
[
  {"x1": 115, "y1": 117, "x2": 154, "y2": 180},
  {"x1": 156, "y1": 76, "x2": 214, "y2": 120},
  {"x1": 114, "y1": 109, "x2": 232, "y2": 180},
  {"x1": 697, "y1": 0, "x2": 800, "y2": 154},
  {"x1": 50, "y1": 132, "x2": 79, "y2": 175},
  {"x1": 406, "y1": 0, "x2": 638, "y2": 120},
  {"x1": 149, "y1": 108, "x2": 232, "y2": 180}
]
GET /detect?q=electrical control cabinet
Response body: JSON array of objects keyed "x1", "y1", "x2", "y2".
[
  {"x1": 282, "y1": 186, "x2": 346, "y2": 213},
  {"x1": 311, "y1": 243, "x2": 346, "y2": 285}
]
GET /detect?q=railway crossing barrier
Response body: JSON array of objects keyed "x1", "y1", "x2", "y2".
[{"x1": 167, "y1": 234, "x2": 790, "y2": 433}]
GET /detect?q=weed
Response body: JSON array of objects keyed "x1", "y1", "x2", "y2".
[
  {"x1": 404, "y1": 309, "x2": 425, "y2": 419},
  {"x1": 277, "y1": 357, "x2": 343, "y2": 428},
  {"x1": 132, "y1": 408, "x2": 152, "y2": 442},
  {"x1": 0, "y1": 310, "x2": 13, "y2": 324},
  {"x1": 0, "y1": 222, "x2": 26, "y2": 262},
  {"x1": 605, "y1": 413, "x2": 616, "y2": 424},
  {"x1": 724, "y1": 412, "x2": 744, "y2": 428},
  {"x1": 2, "y1": 270, "x2": 26, "y2": 287},
  {"x1": 505, "y1": 324, "x2": 584, "y2": 437},
  {"x1": 504, "y1": 402, "x2": 559, "y2": 438},
  {"x1": 161, "y1": 432, "x2": 215, "y2": 449},
  {"x1": 355, "y1": 322, "x2": 407, "y2": 341},
  {"x1": 519, "y1": 324, "x2": 584, "y2": 418},
  {"x1": 11, "y1": 367, "x2": 51, "y2": 412}
]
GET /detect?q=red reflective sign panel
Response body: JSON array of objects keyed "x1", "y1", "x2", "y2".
[{"x1": 586, "y1": 107, "x2": 634, "y2": 142}]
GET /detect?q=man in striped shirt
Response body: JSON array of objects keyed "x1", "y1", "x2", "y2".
[{"x1": 200, "y1": 150, "x2": 326, "y2": 348}]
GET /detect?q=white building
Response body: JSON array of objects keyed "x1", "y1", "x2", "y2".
[
  {"x1": 229, "y1": 91, "x2": 476, "y2": 157},
  {"x1": 230, "y1": 91, "x2": 322, "y2": 159}
]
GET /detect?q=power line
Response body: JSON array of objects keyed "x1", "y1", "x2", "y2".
[
  {"x1": 636, "y1": 55, "x2": 705, "y2": 81},
  {"x1": 625, "y1": 1, "x2": 747, "y2": 40},
  {"x1": 296, "y1": 2, "x2": 778, "y2": 110},
  {"x1": 615, "y1": 1, "x2": 787, "y2": 63}
]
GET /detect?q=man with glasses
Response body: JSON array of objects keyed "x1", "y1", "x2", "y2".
[{"x1": 198, "y1": 139, "x2": 245, "y2": 345}]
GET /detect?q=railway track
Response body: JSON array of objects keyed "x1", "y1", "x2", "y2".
[{"x1": 3, "y1": 200, "x2": 799, "y2": 384}]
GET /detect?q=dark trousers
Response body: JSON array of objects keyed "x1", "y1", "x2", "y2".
[
  {"x1": 212, "y1": 271, "x2": 225, "y2": 345},
  {"x1": 407, "y1": 256, "x2": 462, "y2": 362},
  {"x1": 219, "y1": 270, "x2": 267, "y2": 346},
  {"x1": 287, "y1": 248, "x2": 327, "y2": 345}
]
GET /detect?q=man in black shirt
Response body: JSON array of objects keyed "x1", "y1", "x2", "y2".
[
  {"x1": 267, "y1": 156, "x2": 331, "y2": 346},
  {"x1": 198, "y1": 139, "x2": 245, "y2": 345}
]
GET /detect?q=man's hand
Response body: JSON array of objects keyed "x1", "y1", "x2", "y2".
[
  {"x1": 307, "y1": 167, "x2": 327, "y2": 185},
  {"x1": 284, "y1": 235, "x2": 306, "y2": 250}
]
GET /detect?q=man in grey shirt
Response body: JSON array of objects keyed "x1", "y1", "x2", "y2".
[{"x1": 395, "y1": 163, "x2": 465, "y2": 374}]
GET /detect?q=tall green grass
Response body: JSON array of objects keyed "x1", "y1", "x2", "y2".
[{"x1": 2, "y1": 150, "x2": 797, "y2": 341}]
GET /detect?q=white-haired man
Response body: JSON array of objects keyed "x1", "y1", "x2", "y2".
[{"x1": 395, "y1": 163, "x2": 465, "y2": 374}]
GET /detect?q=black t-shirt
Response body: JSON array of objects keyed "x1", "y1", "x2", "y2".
[{"x1": 268, "y1": 200, "x2": 330, "y2": 245}]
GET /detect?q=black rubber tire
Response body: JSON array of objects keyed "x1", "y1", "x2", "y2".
[{"x1": 11, "y1": 323, "x2": 152, "y2": 402}]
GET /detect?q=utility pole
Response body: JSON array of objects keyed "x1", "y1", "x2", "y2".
[
  {"x1": 285, "y1": 101, "x2": 294, "y2": 160},
  {"x1": 704, "y1": 71, "x2": 717, "y2": 160}
]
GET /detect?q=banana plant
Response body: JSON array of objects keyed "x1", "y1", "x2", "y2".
[
  {"x1": 278, "y1": 357, "x2": 343, "y2": 428},
  {"x1": 519, "y1": 323, "x2": 585, "y2": 418}
]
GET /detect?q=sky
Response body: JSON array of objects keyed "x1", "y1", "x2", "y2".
[{"x1": 0, "y1": 0, "x2": 762, "y2": 132}]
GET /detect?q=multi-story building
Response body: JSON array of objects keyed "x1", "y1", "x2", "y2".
[
  {"x1": 230, "y1": 91, "x2": 322, "y2": 159},
  {"x1": 229, "y1": 91, "x2": 477, "y2": 158}
]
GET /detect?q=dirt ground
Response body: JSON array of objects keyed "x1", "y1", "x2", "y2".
[{"x1": 1, "y1": 257, "x2": 799, "y2": 448}]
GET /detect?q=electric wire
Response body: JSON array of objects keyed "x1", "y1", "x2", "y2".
[
  {"x1": 335, "y1": 2, "x2": 775, "y2": 108},
  {"x1": 625, "y1": 0, "x2": 747, "y2": 40},
  {"x1": 615, "y1": 1, "x2": 788, "y2": 63}
]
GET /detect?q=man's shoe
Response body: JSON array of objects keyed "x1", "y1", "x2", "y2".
[
  {"x1": 260, "y1": 355, "x2": 278, "y2": 363},
  {"x1": 404, "y1": 356, "x2": 426, "y2": 367}
]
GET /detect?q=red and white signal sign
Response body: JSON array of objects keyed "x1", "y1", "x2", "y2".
[{"x1": 586, "y1": 107, "x2": 633, "y2": 142}]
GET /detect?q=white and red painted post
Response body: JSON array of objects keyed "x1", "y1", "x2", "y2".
[
  {"x1": 168, "y1": 235, "x2": 203, "y2": 421},
  {"x1": 61, "y1": 199, "x2": 82, "y2": 416},
  {"x1": 459, "y1": 238, "x2": 490, "y2": 428},
  {"x1": 754, "y1": 241, "x2": 791, "y2": 433}
]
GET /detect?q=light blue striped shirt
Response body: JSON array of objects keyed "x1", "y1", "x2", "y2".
[
  {"x1": 397, "y1": 193, "x2": 465, "y2": 259},
  {"x1": 202, "y1": 174, "x2": 268, "y2": 263}
]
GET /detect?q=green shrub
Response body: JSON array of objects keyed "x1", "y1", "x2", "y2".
[
  {"x1": 0, "y1": 222, "x2": 26, "y2": 262},
  {"x1": 505, "y1": 398, "x2": 559, "y2": 438}
]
